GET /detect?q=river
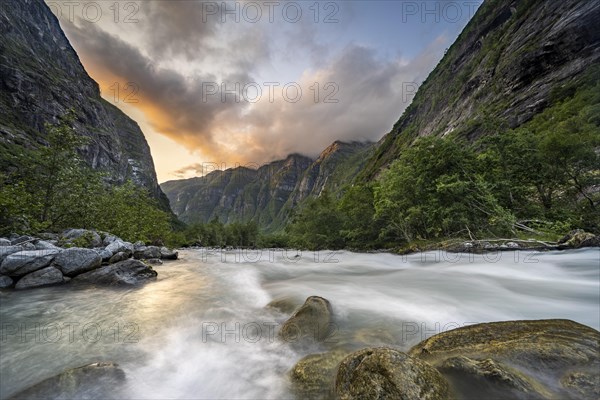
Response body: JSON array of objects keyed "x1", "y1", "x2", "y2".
[{"x1": 1, "y1": 248, "x2": 598, "y2": 399}]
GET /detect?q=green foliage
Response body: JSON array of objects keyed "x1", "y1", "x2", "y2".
[
  {"x1": 182, "y1": 218, "x2": 259, "y2": 247},
  {"x1": 0, "y1": 111, "x2": 176, "y2": 244}
]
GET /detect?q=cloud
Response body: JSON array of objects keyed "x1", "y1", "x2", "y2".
[{"x1": 53, "y1": 2, "x2": 447, "y2": 176}]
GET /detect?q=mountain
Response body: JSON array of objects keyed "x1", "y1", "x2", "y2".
[
  {"x1": 0, "y1": 0, "x2": 169, "y2": 208},
  {"x1": 360, "y1": 0, "x2": 600, "y2": 180},
  {"x1": 161, "y1": 141, "x2": 373, "y2": 230}
]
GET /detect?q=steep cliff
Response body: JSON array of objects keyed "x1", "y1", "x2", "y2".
[
  {"x1": 161, "y1": 141, "x2": 373, "y2": 231},
  {"x1": 360, "y1": 0, "x2": 600, "y2": 179},
  {"x1": 0, "y1": 0, "x2": 169, "y2": 207}
]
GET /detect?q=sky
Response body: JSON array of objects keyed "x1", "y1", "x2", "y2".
[{"x1": 45, "y1": 0, "x2": 482, "y2": 182}]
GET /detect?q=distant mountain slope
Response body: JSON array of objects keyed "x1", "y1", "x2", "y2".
[
  {"x1": 360, "y1": 0, "x2": 600, "y2": 180},
  {"x1": 161, "y1": 141, "x2": 373, "y2": 231},
  {"x1": 0, "y1": 0, "x2": 169, "y2": 208}
]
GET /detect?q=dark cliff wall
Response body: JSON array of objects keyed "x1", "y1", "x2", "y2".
[
  {"x1": 0, "y1": 0, "x2": 169, "y2": 208},
  {"x1": 360, "y1": 0, "x2": 600, "y2": 179}
]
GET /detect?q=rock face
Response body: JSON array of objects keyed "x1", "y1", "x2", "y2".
[
  {"x1": 14, "y1": 266, "x2": 64, "y2": 289},
  {"x1": 0, "y1": 249, "x2": 61, "y2": 277},
  {"x1": 409, "y1": 319, "x2": 600, "y2": 400},
  {"x1": 161, "y1": 142, "x2": 373, "y2": 231},
  {"x1": 0, "y1": 0, "x2": 170, "y2": 209},
  {"x1": 72, "y1": 259, "x2": 157, "y2": 285},
  {"x1": 334, "y1": 348, "x2": 450, "y2": 400},
  {"x1": 360, "y1": 0, "x2": 600, "y2": 179},
  {"x1": 280, "y1": 296, "x2": 334, "y2": 346},
  {"x1": 52, "y1": 248, "x2": 102, "y2": 277},
  {"x1": 9, "y1": 362, "x2": 125, "y2": 400}
]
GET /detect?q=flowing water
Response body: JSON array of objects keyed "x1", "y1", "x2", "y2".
[{"x1": 1, "y1": 248, "x2": 598, "y2": 399}]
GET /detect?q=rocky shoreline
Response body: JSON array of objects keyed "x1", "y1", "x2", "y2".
[{"x1": 0, "y1": 229, "x2": 178, "y2": 289}]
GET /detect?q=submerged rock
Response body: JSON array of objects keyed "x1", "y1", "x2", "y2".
[
  {"x1": 72, "y1": 259, "x2": 157, "y2": 286},
  {"x1": 335, "y1": 347, "x2": 450, "y2": 400},
  {"x1": 280, "y1": 296, "x2": 334, "y2": 346},
  {"x1": 409, "y1": 319, "x2": 600, "y2": 399},
  {"x1": 266, "y1": 297, "x2": 301, "y2": 314},
  {"x1": 9, "y1": 362, "x2": 125, "y2": 400},
  {"x1": 0, "y1": 275, "x2": 14, "y2": 288},
  {"x1": 0, "y1": 249, "x2": 61, "y2": 277},
  {"x1": 290, "y1": 350, "x2": 349, "y2": 399},
  {"x1": 53, "y1": 248, "x2": 102, "y2": 277},
  {"x1": 15, "y1": 266, "x2": 65, "y2": 289}
]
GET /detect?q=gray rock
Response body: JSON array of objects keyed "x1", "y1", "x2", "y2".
[
  {"x1": 10, "y1": 235, "x2": 35, "y2": 246},
  {"x1": 20, "y1": 242, "x2": 36, "y2": 251},
  {"x1": 53, "y1": 248, "x2": 102, "y2": 277},
  {"x1": 72, "y1": 259, "x2": 157, "y2": 286},
  {"x1": 34, "y1": 240, "x2": 61, "y2": 250},
  {"x1": 145, "y1": 258, "x2": 163, "y2": 265},
  {"x1": 160, "y1": 246, "x2": 178, "y2": 260},
  {"x1": 105, "y1": 240, "x2": 134, "y2": 256},
  {"x1": 109, "y1": 251, "x2": 129, "y2": 264},
  {"x1": 0, "y1": 275, "x2": 13, "y2": 288},
  {"x1": 335, "y1": 348, "x2": 450, "y2": 400},
  {"x1": 134, "y1": 246, "x2": 162, "y2": 260},
  {"x1": 0, "y1": 249, "x2": 61, "y2": 277},
  {"x1": 279, "y1": 296, "x2": 334, "y2": 346},
  {"x1": 133, "y1": 240, "x2": 146, "y2": 249},
  {"x1": 8, "y1": 362, "x2": 125, "y2": 400},
  {"x1": 102, "y1": 233, "x2": 121, "y2": 246},
  {"x1": 95, "y1": 248, "x2": 113, "y2": 262},
  {"x1": 61, "y1": 229, "x2": 102, "y2": 248},
  {"x1": 0, "y1": 246, "x2": 24, "y2": 263},
  {"x1": 15, "y1": 266, "x2": 64, "y2": 289},
  {"x1": 0, "y1": 238, "x2": 11, "y2": 246}
]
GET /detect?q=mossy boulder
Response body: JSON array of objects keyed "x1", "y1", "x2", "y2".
[
  {"x1": 409, "y1": 319, "x2": 599, "y2": 399},
  {"x1": 334, "y1": 347, "x2": 451, "y2": 400},
  {"x1": 290, "y1": 350, "x2": 349, "y2": 399},
  {"x1": 279, "y1": 296, "x2": 334, "y2": 346}
]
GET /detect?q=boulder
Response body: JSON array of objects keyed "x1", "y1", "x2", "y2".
[
  {"x1": 0, "y1": 238, "x2": 12, "y2": 246},
  {"x1": 105, "y1": 240, "x2": 134, "y2": 256},
  {"x1": 0, "y1": 275, "x2": 14, "y2": 288},
  {"x1": 109, "y1": 251, "x2": 129, "y2": 264},
  {"x1": 334, "y1": 348, "x2": 450, "y2": 400},
  {"x1": 0, "y1": 246, "x2": 24, "y2": 263},
  {"x1": 133, "y1": 246, "x2": 162, "y2": 260},
  {"x1": 133, "y1": 240, "x2": 145, "y2": 249},
  {"x1": 72, "y1": 259, "x2": 157, "y2": 286},
  {"x1": 53, "y1": 248, "x2": 102, "y2": 277},
  {"x1": 61, "y1": 229, "x2": 103, "y2": 248},
  {"x1": 15, "y1": 266, "x2": 65, "y2": 289},
  {"x1": 9, "y1": 362, "x2": 125, "y2": 400},
  {"x1": 102, "y1": 233, "x2": 121, "y2": 246},
  {"x1": 409, "y1": 319, "x2": 600, "y2": 400},
  {"x1": 95, "y1": 248, "x2": 113, "y2": 262},
  {"x1": 160, "y1": 246, "x2": 178, "y2": 260},
  {"x1": 10, "y1": 235, "x2": 35, "y2": 246},
  {"x1": 34, "y1": 240, "x2": 60, "y2": 250},
  {"x1": 145, "y1": 258, "x2": 163, "y2": 265},
  {"x1": 0, "y1": 249, "x2": 61, "y2": 277},
  {"x1": 290, "y1": 350, "x2": 349, "y2": 399},
  {"x1": 279, "y1": 296, "x2": 334, "y2": 346}
]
